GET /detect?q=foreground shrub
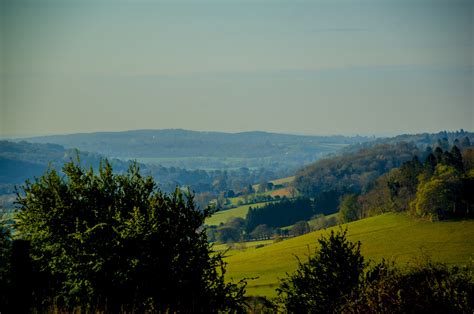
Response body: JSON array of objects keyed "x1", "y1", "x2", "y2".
[
  {"x1": 276, "y1": 228, "x2": 364, "y2": 313},
  {"x1": 344, "y1": 260, "x2": 474, "y2": 313}
]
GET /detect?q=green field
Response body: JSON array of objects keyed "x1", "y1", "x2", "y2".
[
  {"x1": 224, "y1": 213, "x2": 474, "y2": 298},
  {"x1": 252, "y1": 176, "x2": 295, "y2": 190},
  {"x1": 205, "y1": 202, "x2": 270, "y2": 226},
  {"x1": 269, "y1": 176, "x2": 295, "y2": 185},
  {"x1": 212, "y1": 239, "x2": 275, "y2": 257}
]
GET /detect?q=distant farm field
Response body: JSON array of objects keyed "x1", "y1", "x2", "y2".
[
  {"x1": 269, "y1": 176, "x2": 295, "y2": 185},
  {"x1": 224, "y1": 213, "x2": 474, "y2": 298},
  {"x1": 252, "y1": 176, "x2": 295, "y2": 191},
  {"x1": 212, "y1": 239, "x2": 275, "y2": 257},
  {"x1": 205, "y1": 202, "x2": 270, "y2": 226}
]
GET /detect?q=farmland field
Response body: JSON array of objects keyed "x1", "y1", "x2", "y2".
[
  {"x1": 212, "y1": 239, "x2": 275, "y2": 257},
  {"x1": 205, "y1": 202, "x2": 270, "y2": 226},
  {"x1": 269, "y1": 176, "x2": 295, "y2": 185},
  {"x1": 252, "y1": 176, "x2": 295, "y2": 190},
  {"x1": 224, "y1": 213, "x2": 474, "y2": 298}
]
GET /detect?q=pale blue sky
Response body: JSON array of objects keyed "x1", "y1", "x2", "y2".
[{"x1": 1, "y1": 0, "x2": 472, "y2": 137}]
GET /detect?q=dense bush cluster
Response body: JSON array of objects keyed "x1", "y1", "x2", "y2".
[{"x1": 277, "y1": 229, "x2": 364, "y2": 313}]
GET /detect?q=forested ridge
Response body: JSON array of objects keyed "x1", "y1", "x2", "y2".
[{"x1": 294, "y1": 131, "x2": 473, "y2": 215}]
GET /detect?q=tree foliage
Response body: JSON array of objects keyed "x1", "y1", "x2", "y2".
[
  {"x1": 290, "y1": 221, "x2": 310, "y2": 236},
  {"x1": 343, "y1": 260, "x2": 474, "y2": 313},
  {"x1": 277, "y1": 228, "x2": 364, "y2": 313},
  {"x1": 338, "y1": 194, "x2": 362, "y2": 223},
  {"x1": 352, "y1": 145, "x2": 473, "y2": 220},
  {"x1": 294, "y1": 143, "x2": 421, "y2": 198},
  {"x1": 15, "y1": 160, "x2": 246, "y2": 312},
  {"x1": 245, "y1": 198, "x2": 315, "y2": 232}
]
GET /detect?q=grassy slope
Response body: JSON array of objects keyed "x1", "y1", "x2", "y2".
[
  {"x1": 224, "y1": 213, "x2": 474, "y2": 298},
  {"x1": 205, "y1": 202, "x2": 270, "y2": 226},
  {"x1": 252, "y1": 176, "x2": 295, "y2": 191},
  {"x1": 269, "y1": 176, "x2": 295, "y2": 185},
  {"x1": 213, "y1": 240, "x2": 275, "y2": 257}
]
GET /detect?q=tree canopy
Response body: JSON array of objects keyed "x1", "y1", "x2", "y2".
[{"x1": 14, "y1": 160, "x2": 246, "y2": 312}]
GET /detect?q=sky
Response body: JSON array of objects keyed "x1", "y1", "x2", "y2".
[{"x1": 1, "y1": 0, "x2": 473, "y2": 137}]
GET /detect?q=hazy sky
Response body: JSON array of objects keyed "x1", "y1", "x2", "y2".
[{"x1": 1, "y1": 0, "x2": 473, "y2": 137}]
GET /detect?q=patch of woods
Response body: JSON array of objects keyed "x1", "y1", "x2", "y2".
[
  {"x1": 339, "y1": 144, "x2": 473, "y2": 222},
  {"x1": 294, "y1": 135, "x2": 473, "y2": 222}
]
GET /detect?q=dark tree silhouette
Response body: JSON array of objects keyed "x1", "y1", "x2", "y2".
[
  {"x1": 15, "y1": 159, "x2": 246, "y2": 312},
  {"x1": 277, "y1": 228, "x2": 364, "y2": 313}
]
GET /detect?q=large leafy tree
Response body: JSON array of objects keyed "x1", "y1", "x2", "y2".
[
  {"x1": 338, "y1": 194, "x2": 361, "y2": 223},
  {"x1": 15, "y1": 160, "x2": 246, "y2": 312},
  {"x1": 411, "y1": 164, "x2": 463, "y2": 219}
]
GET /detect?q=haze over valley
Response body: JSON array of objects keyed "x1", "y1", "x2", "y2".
[{"x1": 1, "y1": 0, "x2": 472, "y2": 312}]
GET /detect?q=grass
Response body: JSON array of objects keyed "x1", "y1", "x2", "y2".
[
  {"x1": 270, "y1": 176, "x2": 295, "y2": 186},
  {"x1": 212, "y1": 240, "x2": 275, "y2": 257},
  {"x1": 226, "y1": 176, "x2": 295, "y2": 207},
  {"x1": 224, "y1": 213, "x2": 474, "y2": 298},
  {"x1": 228, "y1": 196, "x2": 245, "y2": 206},
  {"x1": 252, "y1": 176, "x2": 295, "y2": 191},
  {"x1": 205, "y1": 202, "x2": 270, "y2": 226}
]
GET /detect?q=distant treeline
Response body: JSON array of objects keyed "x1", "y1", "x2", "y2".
[
  {"x1": 342, "y1": 129, "x2": 472, "y2": 154},
  {"x1": 245, "y1": 198, "x2": 313, "y2": 232}
]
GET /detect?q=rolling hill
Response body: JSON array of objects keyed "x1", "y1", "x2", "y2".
[
  {"x1": 223, "y1": 213, "x2": 474, "y2": 298},
  {"x1": 19, "y1": 129, "x2": 369, "y2": 171}
]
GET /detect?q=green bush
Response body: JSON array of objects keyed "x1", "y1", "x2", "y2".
[
  {"x1": 276, "y1": 228, "x2": 364, "y2": 313},
  {"x1": 344, "y1": 260, "x2": 474, "y2": 313}
]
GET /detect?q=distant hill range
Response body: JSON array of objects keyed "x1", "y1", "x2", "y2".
[
  {"x1": 20, "y1": 129, "x2": 368, "y2": 159},
  {"x1": 0, "y1": 141, "x2": 132, "y2": 195},
  {"x1": 3, "y1": 129, "x2": 471, "y2": 199},
  {"x1": 16, "y1": 129, "x2": 370, "y2": 172}
]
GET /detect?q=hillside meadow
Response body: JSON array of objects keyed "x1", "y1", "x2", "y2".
[
  {"x1": 223, "y1": 213, "x2": 474, "y2": 298},
  {"x1": 205, "y1": 202, "x2": 271, "y2": 226}
]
